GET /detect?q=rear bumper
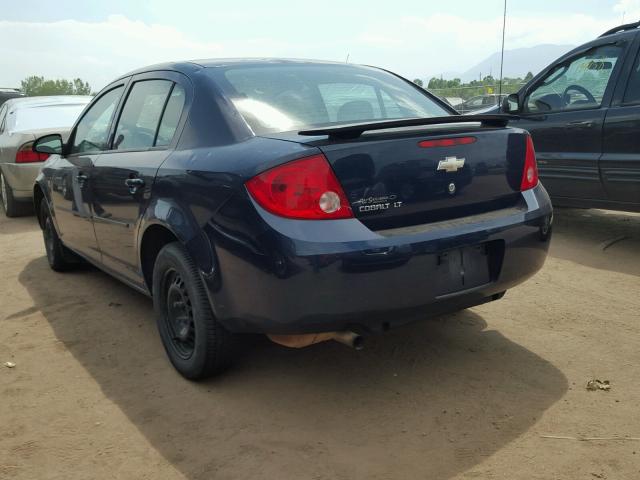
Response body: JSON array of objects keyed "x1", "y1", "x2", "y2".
[
  {"x1": 1, "y1": 162, "x2": 41, "y2": 199},
  {"x1": 210, "y1": 184, "x2": 553, "y2": 334}
]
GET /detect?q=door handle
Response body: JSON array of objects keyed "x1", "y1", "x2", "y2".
[
  {"x1": 567, "y1": 121, "x2": 594, "y2": 128},
  {"x1": 125, "y1": 177, "x2": 145, "y2": 194}
]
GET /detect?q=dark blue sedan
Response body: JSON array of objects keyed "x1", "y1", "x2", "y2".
[{"x1": 31, "y1": 59, "x2": 552, "y2": 379}]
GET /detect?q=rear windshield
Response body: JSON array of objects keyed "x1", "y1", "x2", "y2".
[
  {"x1": 208, "y1": 64, "x2": 450, "y2": 134},
  {"x1": 10, "y1": 103, "x2": 88, "y2": 132}
]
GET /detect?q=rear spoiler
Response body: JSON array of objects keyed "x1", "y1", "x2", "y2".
[{"x1": 298, "y1": 114, "x2": 519, "y2": 140}]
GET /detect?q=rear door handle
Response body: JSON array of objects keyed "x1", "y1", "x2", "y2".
[
  {"x1": 125, "y1": 177, "x2": 145, "y2": 194},
  {"x1": 567, "y1": 121, "x2": 594, "y2": 128}
]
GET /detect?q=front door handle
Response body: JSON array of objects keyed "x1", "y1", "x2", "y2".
[{"x1": 125, "y1": 177, "x2": 145, "y2": 194}]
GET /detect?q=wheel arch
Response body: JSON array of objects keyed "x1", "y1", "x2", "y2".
[{"x1": 138, "y1": 200, "x2": 218, "y2": 296}]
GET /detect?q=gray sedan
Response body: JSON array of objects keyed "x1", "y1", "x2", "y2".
[{"x1": 0, "y1": 96, "x2": 91, "y2": 216}]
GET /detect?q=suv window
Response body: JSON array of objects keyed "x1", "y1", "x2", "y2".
[
  {"x1": 72, "y1": 86, "x2": 124, "y2": 154},
  {"x1": 0, "y1": 105, "x2": 7, "y2": 133},
  {"x1": 623, "y1": 49, "x2": 640, "y2": 104},
  {"x1": 155, "y1": 84, "x2": 186, "y2": 147},
  {"x1": 525, "y1": 45, "x2": 622, "y2": 113},
  {"x1": 114, "y1": 80, "x2": 173, "y2": 150}
]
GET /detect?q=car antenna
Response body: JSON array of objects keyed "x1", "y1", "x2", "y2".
[{"x1": 498, "y1": 0, "x2": 507, "y2": 99}]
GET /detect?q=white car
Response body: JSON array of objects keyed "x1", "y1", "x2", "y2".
[{"x1": 0, "y1": 96, "x2": 91, "y2": 216}]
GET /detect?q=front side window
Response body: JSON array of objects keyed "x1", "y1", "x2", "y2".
[
  {"x1": 526, "y1": 45, "x2": 622, "y2": 113},
  {"x1": 210, "y1": 64, "x2": 449, "y2": 135},
  {"x1": 72, "y1": 86, "x2": 124, "y2": 154},
  {"x1": 114, "y1": 80, "x2": 173, "y2": 150}
]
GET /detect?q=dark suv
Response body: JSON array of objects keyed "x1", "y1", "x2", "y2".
[
  {"x1": 497, "y1": 22, "x2": 640, "y2": 212},
  {"x1": 0, "y1": 89, "x2": 24, "y2": 107}
]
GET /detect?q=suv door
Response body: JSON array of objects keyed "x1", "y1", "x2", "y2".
[
  {"x1": 600, "y1": 34, "x2": 640, "y2": 207},
  {"x1": 52, "y1": 84, "x2": 126, "y2": 261},
  {"x1": 512, "y1": 42, "x2": 627, "y2": 201},
  {"x1": 89, "y1": 72, "x2": 189, "y2": 285}
]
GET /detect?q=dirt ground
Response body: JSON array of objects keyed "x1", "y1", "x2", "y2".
[{"x1": 0, "y1": 207, "x2": 639, "y2": 480}]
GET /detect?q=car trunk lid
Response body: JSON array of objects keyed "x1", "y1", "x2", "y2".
[{"x1": 263, "y1": 121, "x2": 528, "y2": 231}]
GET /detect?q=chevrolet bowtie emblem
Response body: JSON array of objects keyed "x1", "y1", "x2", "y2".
[{"x1": 437, "y1": 156, "x2": 465, "y2": 172}]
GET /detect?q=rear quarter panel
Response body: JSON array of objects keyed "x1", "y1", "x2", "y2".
[{"x1": 140, "y1": 136, "x2": 319, "y2": 299}]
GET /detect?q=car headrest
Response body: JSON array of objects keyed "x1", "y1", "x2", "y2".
[{"x1": 337, "y1": 101, "x2": 374, "y2": 122}]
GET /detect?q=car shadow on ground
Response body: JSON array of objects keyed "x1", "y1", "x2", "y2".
[
  {"x1": 550, "y1": 208, "x2": 640, "y2": 277},
  {"x1": 0, "y1": 211, "x2": 39, "y2": 235},
  {"x1": 19, "y1": 256, "x2": 567, "y2": 479}
]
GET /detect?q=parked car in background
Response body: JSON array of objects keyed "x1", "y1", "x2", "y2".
[
  {"x1": 456, "y1": 94, "x2": 506, "y2": 114},
  {"x1": 33, "y1": 59, "x2": 551, "y2": 380},
  {"x1": 443, "y1": 97, "x2": 464, "y2": 108},
  {"x1": 492, "y1": 22, "x2": 640, "y2": 212},
  {"x1": 0, "y1": 95, "x2": 91, "y2": 216},
  {"x1": 0, "y1": 88, "x2": 24, "y2": 107}
]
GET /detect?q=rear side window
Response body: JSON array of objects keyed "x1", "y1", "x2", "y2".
[
  {"x1": 114, "y1": 80, "x2": 173, "y2": 150},
  {"x1": 211, "y1": 64, "x2": 449, "y2": 135},
  {"x1": 155, "y1": 84, "x2": 186, "y2": 147},
  {"x1": 72, "y1": 86, "x2": 124, "y2": 154}
]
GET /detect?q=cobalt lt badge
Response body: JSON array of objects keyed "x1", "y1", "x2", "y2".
[{"x1": 448, "y1": 182, "x2": 456, "y2": 195}]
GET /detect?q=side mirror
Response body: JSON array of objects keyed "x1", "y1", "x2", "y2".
[
  {"x1": 33, "y1": 134, "x2": 63, "y2": 155},
  {"x1": 502, "y1": 93, "x2": 520, "y2": 114}
]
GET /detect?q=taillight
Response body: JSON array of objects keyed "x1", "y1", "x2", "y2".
[
  {"x1": 418, "y1": 136, "x2": 476, "y2": 148},
  {"x1": 246, "y1": 154, "x2": 353, "y2": 220},
  {"x1": 520, "y1": 135, "x2": 539, "y2": 191},
  {"x1": 15, "y1": 142, "x2": 49, "y2": 164}
]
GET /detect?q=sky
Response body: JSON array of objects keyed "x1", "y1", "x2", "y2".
[{"x1": 2, "y1": 0, "x2": 640, "y2": 91}]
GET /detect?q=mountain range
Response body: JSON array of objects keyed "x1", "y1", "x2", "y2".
[{"x1": 430, "y1": 44, "x2": 576, "y2": 82}]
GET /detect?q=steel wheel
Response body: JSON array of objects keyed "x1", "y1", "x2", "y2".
[
  {"x1": 163, "y1": 269, "x2": 196, "y2": 359},
  {"x1": 153, "y1": 242, "x2": 235, "y2": 379}
]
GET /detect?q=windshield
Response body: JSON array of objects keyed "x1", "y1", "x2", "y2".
[
  {"x1": 208, "y1": 64, "x2": 450, "y2": 134},
  {"x1": 10, "y1": 103, "x2": 88, "y2": 132}
]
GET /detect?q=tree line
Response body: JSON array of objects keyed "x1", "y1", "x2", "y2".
[
  {"x1": 19, "y1": 76, "x2": 92, "y2": 96},
  {"x1": 413, "y1": 72, "x2": 534, "y2": 100}
]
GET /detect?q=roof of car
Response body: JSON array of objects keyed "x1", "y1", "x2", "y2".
[
  {"x1": 191, "y1": 58, "x2": 347, "y2": 68},
  {"x1": 3, "y1": 95, "x2": 93, "y2": 111},
  {"x1": 116, "y1": 58, "x2": 369, "y2": 81}
]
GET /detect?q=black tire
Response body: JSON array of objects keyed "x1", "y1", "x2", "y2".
[
  {"x1": 152, "y1": 242, "x2": 235, "y2": 380},
  {"x1": 1, "y1": 171, "x2": 30, "y2": 217},
  {"x1": 40, "y1": 199, "x2": 79, "y2": 271}
]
